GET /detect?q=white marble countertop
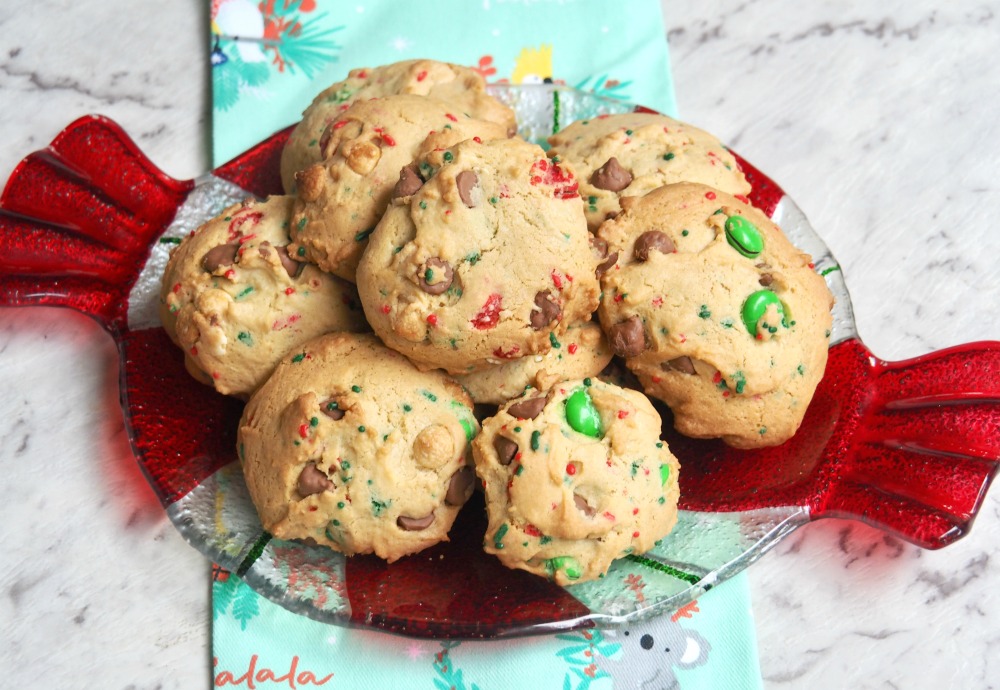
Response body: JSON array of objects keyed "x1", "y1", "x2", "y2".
[{"x1": 1, "y1": 0, "x2": 998, "y2": 687}]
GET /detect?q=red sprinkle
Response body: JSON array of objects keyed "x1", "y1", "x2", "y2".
[
  {"x1": 565, "y1": 463, "x2": 577, "y2": 475},
  {"x1": 473, "y1": 136, "x2": 482, "y2": 143},
  {"x1": 212, "y1": 372, "x2": 221, "y2": 380},
  {"x1": 172, "y1": 282, "x2": 181, "y2": 294},
  {"x1": 712, "y1": 371, "x2": 723, "y2": 384},
  {"x1": 416, "y1": 70, "x2": 428, "y2": 82},
  {"x1": 284, "y1": 287, "x2": 296, "y2": 296},
  {"x1": 652, "y1": 296, "x2": 663, "y2": 308},
  {"x1": 633, "y1": 508, "x2": 639, "y2": 515},
  {"x1": 567, "y1": 343, "x2": 578, "y2": 355},
  {"x1": 603, "y1": 511, "x2": 616, "y2": 521},
  {"x1": 227, "y1": 211, "x2": 263, "y2": 240},
  {"x1": 617, "y1": 410, "x2": 629, "y2": 419},
  {"x1": 471, "y1": 293, "x2": 503, "y2": 330},
  {"x1": 493, "y1": 345, "x2": 521, "y2": 359},
  {"x1": 333, "y1": 120, "x2": 349, "y2": 129},
  {"x1": 651, "y1": 376, "x2": 661, "y2": 383},
  {"x1": 381, "y1": 304, "x2": 391, "y2": 314},
  {"x1": 189, "y1": 346, "x2": 198, "y2": 356},
  {"x1": 445, "y1": 113, "x2": 458, "y2": 122},
  {"x1": 705, "y1": 191, "x2": 717, "y2": 200},
  {"x1": 551, "y1": 270, "x2": 564, "y2": 289},
  {"x1": 735, "y1": 194, "x2": 750, "y2": 204},
  {"x1": 426, "y1": 313, "x2": 438, "y2": 326},
  {"x1": 632, "y1": 531, "x2": 640, "y2": 538},
  {"x1": 298, "y1": 424, "x2": 309, "y2": 439},
  {"x1": 524, "y1": 524, "x2": 541, "y2": 537},
  {"x1": 224, "y1": 269, "x2": 236, "y2": 280},
  {"x1": 356, "y1": 70, "x2": 367, "y2": 79}
]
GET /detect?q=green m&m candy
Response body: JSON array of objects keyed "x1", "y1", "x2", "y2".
[
  {"x1": 545, "y1": 555, "x2": 583, "y2": 581},
  {"x1": 741, "y1": 289, "x2": 785, "y2": 336},
  {"x1": 725, "y1": 215, "x2": 764, "y2": 258},
  {"x1": 564, "y1": 388, "x2": 603, "y2": 438}
]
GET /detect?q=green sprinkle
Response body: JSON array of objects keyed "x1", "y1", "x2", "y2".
[
  {"x1": 358, "y1": 425, "x2": 366, "y2": 433},
  {"x1": 159, "y1": 237, "x2": 182, "y2": 245},
  {"x1": 354, "y1": 227, "x2": 374, "y2": 242},
  {"x1": 341, "y1": 460, "x2": 351, "y2": 470},
  {"x1": 721, "y1": 318, "x2": 734, "y2": 329},
  {"x1": 459, "y1": 418, "x2": 476, "y2": 441},
  {"x1": 419, "y1": 200, "x2": 427, "y2": 210},
  {"x1": 237, "y1": 331, "x2": 253, "y2": 346},
  {"x1": 297, "y1": 217, "x2": 307, "y2": 230},
  {"x1": 310, "y1": 416, "x2": 319, "y2": 427},
  {"x1": 540, "y1": 535, "x2": 552, "y2": 545},
  {"x1": 371, "y1": 499, "x2": 389, "y2": 516},
  {"x1": 530, "y1": 430, "x2": 541, "y2": 451},
  {"x1": 402, "y1": 403, "x2": 412, "y2": 412},
  {"x1": 422, "y1": 391, "x2": 438, "y2": 402},
  {"x1": 549, "y1": 332, "x2": 561, "y2": 349},
  {"x1": 489, "y1": 196, "x2": 498, "y2": 205},
  {"x1": 292, "y1": 352, "x2": 306, "y2": 363},
  {"x1": 820, "y1": 265, "x2": 842, "y2": 276},
  {"x1": 759, "y1": 426, "x2": 768, "y2": 435},
  {"x1": 424, "y1": 267, "x2": 435, "y2": 282},
  {"x1": 442, "y1": 151, "x2": 454, "y2": 162},
  {"x1": 698, "y1": 305, "x2": 711, "y2": 319},
  {"x1": 663, "y1": 152, "x2": 675, "y2": 161},
  {"x1": 297, "y1": 246, "x2": 306, "y2": 257},
  {"x1": 681, "y1": 229, "x2": 689, "y2": 237},
  {"x1": 583, "y1": 378, "x2": 592, "y2": 387},
  {"x1": 235, "y1": 286, "x2": 254, "y2": 300},
  {"x1": 466, "y1": 252, "x2": 480, "y2": 265},
  {"x1": 337, "y1": 501, "x2": 345, "y2": 509},
  {"x1": 797, "y1": 364, "x2": 806, "y2": 375},
  {"x1": 513, "y1": 426, "x2": 522, "y2": 433},
  {"x1": 625, "y1": 129, "x2": 633, "y2": 136},
  {"x1": 351, "y1": 385, "x2": 362, "y2": 393},
  {"x1": 515, "y1": 465, "x2": 524, "y2": 476},
  {"x1": 493, "y1": 523, "x2": 509, "y2": 549}
]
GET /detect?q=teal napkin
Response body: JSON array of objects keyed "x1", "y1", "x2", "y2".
[
  {"x1": 211, "y1": 0, "x2": 677, "y2": 163},
  {"x1": 209, "y1": 2, "x2": 761, "y2": 687},
  {"x1": 212, "y1": 567, "x2": 761, "y2": 689}
]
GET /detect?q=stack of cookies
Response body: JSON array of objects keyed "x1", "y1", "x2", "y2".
[{"x1": 159, "y1": 59, "x2": 833, "y2": 584}]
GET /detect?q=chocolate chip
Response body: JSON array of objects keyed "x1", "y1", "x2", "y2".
[
  {"x1": 456, "y1": 170, "x2": 479, "y2": 207},
  {"x1": 759, "y1": 273, "x2": 774, "y2": 287},
  {"x1": 320, "y1": 399, "x2": 345, "y2": 420},
  {"x1": 493, "y1": 436, "x2": 519, "y2": 466},
  {"x1": 590, "y1": 157, "x2": 633, "y2": 192},
  {"x1": 275, "y1": 245, "x2": 305, "y2": 277},
  {"x1": 597, "y1": 251, "x2": 618, "y2": 277},
  {"x1": 591, "y1": 237, "x2": 619, "y2": 277},
  {"x1": 633, "y1": 231, "x2": 675, "y2": 262},
  {"x1": 297, "y1": 463, "x2": 334, "y2": 496},
  {"x1": 573, "y1": 493, "x2": 596, "y2": 517},
  {"x1": 608, "y1": 316, "x2": 646, "y2": 358},
  {"x1": 445, "y1": 466, "x2": 475, "y2": 505},
  {"x1": 397, "y1": 512, "x2": 436, "y2": 531},
  {"x1": 417, "y1": 257, "x2": 454, "y2": 295},
  {"x1": 530, "y1": 291, "x2": 561, "y2": 330},
  {"x1": 202, "y1": 243, "x2": 239, "y2": 272},
  {"x1": 508, "y1": 396, "x2": 546, "y2": 420},
  {"x1": 662, "y1": 356, "x2": 696, "y2": 375},
  {"x1": 392, "y1": 163, "x2": 423, "y2": 199}
]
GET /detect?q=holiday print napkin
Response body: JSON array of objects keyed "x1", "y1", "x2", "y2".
[{"x1": 209, "y1": 1, "x2": 762, "y2": 687}]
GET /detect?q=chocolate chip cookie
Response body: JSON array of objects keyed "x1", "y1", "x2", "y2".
[
  {"x1": 288, "y1": 94, "x2": 510, "y2": 282},
  {"x1": 597, "y1": 182, "x2": 834, "y2": 448},
  {"x1": 472, "y1": 378, "x2": 681, "y2": 584},
  {"x1": 238, "y1": 332, "x2": 480, "y2": 562},
  {"x1": 280, "y1": 59, "x2": 516, "y2": 193},
  {"x1": 159, "y1": 195, "x2": 367, "y2": 398},
  {"x1": 455, "y1": 321, "x2": 612, "y2": 405},
  {"x1": 356, "y1": 136, "x2": 601, "y2": 375},
  {"x1": 547, "y1": 112, "x2": 751, "y2": 231}
]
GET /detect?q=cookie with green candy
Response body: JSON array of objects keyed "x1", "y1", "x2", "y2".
[
  {"x1": 472, "y1": 378, "x2": 681, "y2": 585},
  {"x1": 597, "y1": 182, "x2": 834, "y2": 448},
  {"x1": 239, "y1": 332, "x2": 480, "y2": 562}
]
